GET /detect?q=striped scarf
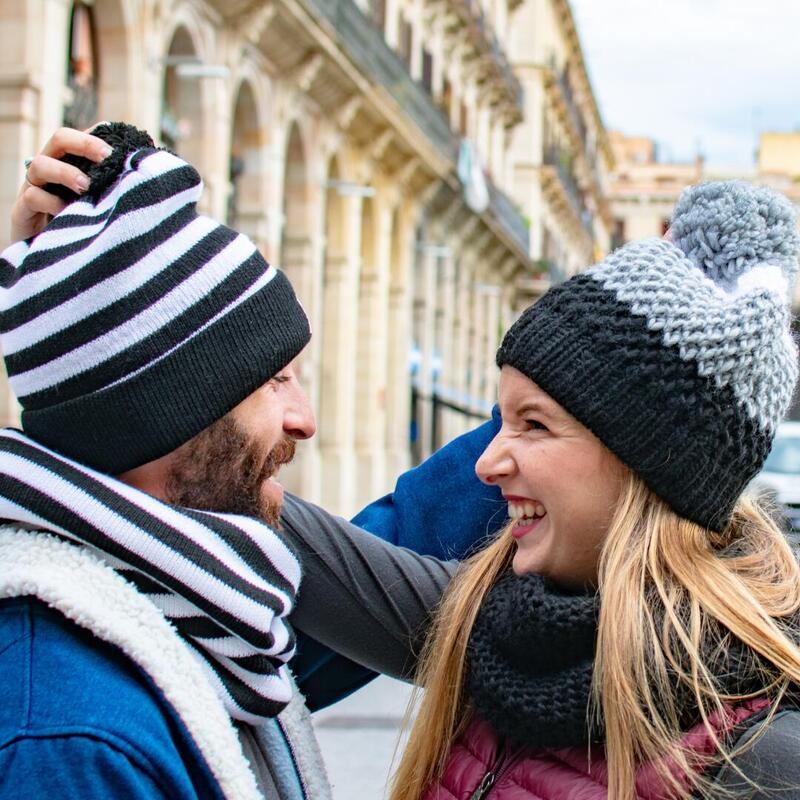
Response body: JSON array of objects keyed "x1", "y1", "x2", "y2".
[{"x1": 0, "y1": 428, "x2": 300, "y2": 724}]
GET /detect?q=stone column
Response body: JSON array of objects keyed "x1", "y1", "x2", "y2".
[
  {"x1": 436, "y1": 250, "x2": 457, "y2": 446},
  {"x1": 354, "y1": 199, "x2": 392, "y2": 508},
  {"x1": 319, "y1": 192, "x2": 362, "y2": 517},
  {"x1": 416, "y1": 244, "x2": 439, "y2": 461},
  {"x1": 469, "y1": 285, "x2": 486, "y2": 427},
  {"x1": 278, "y1": 233, "x2": 322, "y2": 502},
  {"x1": 0, "y1": 0, "x2": 69, "y2": 426},
  {"x1": 483, "y1": 287, "x2": 501, "y2": 410},
  {"x1": 384, "y1": 207, "x2": 415, "y2": 483},
  {"x1": 452, "y1": 259, "x2": 474, "y2": 438}
]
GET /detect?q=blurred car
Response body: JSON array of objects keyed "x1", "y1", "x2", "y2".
[{"x1": 749, "y1": 421, "x2": 800, "y2": 538}]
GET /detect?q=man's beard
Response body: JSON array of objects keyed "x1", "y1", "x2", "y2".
[{"x1": 164, "y1": 414, "x2": 295, "y2": 528}]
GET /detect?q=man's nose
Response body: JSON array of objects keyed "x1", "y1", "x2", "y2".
[
  {"x1": 283, "y1": 385, "x2": 316, "y2": 440},
  {"x1": 475, "y1": 434, "x2": 514, "y2": 486}
]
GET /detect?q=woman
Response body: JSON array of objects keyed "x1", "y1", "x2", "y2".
[
  {"x1": 283, "y1": 180, "x2": 800, "y2": 799},
  {"x1": 13, "y1": 137, "x2": 800, "y2": 798}
]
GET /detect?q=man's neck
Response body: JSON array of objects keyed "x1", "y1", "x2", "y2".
[{"x1": 117, "y1": 451, "x2": 174, "y2": 501}]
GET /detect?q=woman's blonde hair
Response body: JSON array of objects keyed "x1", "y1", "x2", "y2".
[{"x1": 389, "y1": 473, "x2": 800, "y2": 800}]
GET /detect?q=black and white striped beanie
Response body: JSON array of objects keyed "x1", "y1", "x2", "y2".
[
  {"x1": 498, "y1": 181, "x2": 800, "y2": 531},
  {"x1": 0, "y1": 124, "x2": 310, "y2": 473}
]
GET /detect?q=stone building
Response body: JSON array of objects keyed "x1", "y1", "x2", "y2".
[
  {"x1": 0, "y1": 0, "x2": 610, "y2": 516},
  {"x1": 508, "y1": 0, "x2": 614, "y2": 283}
]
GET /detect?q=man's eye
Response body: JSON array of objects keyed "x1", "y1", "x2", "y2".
[
  {"x1": 526, "y1": 419, "x2": 547, "y2": 431},
  {"x1": 270, "y1": 375, "x2": 291, "y2": 385}
]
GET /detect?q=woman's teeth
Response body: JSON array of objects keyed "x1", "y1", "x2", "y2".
[{"x1": 508, "y1": 501, "x2": 546, "y2": 522}]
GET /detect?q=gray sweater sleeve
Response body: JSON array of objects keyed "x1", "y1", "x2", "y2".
[{"x1": 279, "y1": 493, "x2": 456, "y2": 681}]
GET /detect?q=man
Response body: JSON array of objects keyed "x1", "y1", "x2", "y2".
[
  {"x1": 1, "y1": 123, "x2": 505, "y2": 798},
  {"x1": 0, "y1": 123, "x2": 324, "y2": 800}
]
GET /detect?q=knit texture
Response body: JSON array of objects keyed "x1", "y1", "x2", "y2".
[
  {"x1": 0, "y1": 124, "x2": 310, "y2": 473},
  {"x1": 466, "y1": 572, "x2": 797, "y2": 749},
  {"x1": 0, "y1": 427, "x2": 301, "y2": 724},
  {"x1": 498, "y1": 181, "x2": 800, "y2": 531}
]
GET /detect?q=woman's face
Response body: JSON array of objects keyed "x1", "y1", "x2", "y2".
[{"x1": 476, "y1": 367, "x2": 625, "y2": 589}]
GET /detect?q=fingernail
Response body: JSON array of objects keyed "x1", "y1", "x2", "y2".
[
  {"x1": 75, "y1": 174, "x2": 90, "y2": 193},
  {"x1": 99, "y1": 145, "x2": 113, "y2": 159}
]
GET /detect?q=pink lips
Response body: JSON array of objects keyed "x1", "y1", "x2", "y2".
[{"x1": 511, "y1": 515, "x2": 545, "y2": 539}]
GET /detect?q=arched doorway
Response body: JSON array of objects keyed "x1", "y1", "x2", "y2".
[
  {"x1": 280, "y1": 123, "x2": 312, "y2": 304},
  {"x1": 160, "y1": 27, "x2": 205, "y2": 170},
  {"x1": 63, "y1": 2, "x2": 99, "y2": 129},
  {"x1": 228, "y1": 80, "x2": 265, "y2": 241}
]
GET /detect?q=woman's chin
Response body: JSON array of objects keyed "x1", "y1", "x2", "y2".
[{"x1": 511, "y1": 547, "x2": 546, "y2": 576}]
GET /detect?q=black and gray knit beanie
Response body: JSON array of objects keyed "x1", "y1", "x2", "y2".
[
  {"x1": 498, "y1": 181, "x2": 800, "y2": 531},
  {"x1": 0, "y1": 123, "x2": 310, "y2": 473}
]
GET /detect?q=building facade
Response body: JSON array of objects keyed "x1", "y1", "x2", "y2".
[{"x1": 0, "y1": 0, "x2": 609, "y2": 516}]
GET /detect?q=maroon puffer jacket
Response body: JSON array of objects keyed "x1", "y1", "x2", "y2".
[{"x1": 423, "y1": 699, "x2": 768, "y2": 800}]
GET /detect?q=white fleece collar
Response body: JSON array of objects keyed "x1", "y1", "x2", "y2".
[{"x1": 0, "y1": 527, "x2": 262, "y2": 800}]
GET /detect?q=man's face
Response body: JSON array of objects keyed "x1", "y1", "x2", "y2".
[{"x1": 163, "y1": 365, "x2": 315, "y2": 526}]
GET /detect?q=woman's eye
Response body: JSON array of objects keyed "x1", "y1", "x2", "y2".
[{"x1": 526, "y1": 419, "x2": 547, "y2": 432}]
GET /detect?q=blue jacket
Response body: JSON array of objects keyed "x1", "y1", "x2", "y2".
[
  {"x1": 294, "y1": 409, "x2": 503, "y2": 709},
  {"x1": 0, "y1": 597, "x2": 223, "y2": 799},
  {"x1": 0, "y1": 413, "x2": 502, "y2": 798}
]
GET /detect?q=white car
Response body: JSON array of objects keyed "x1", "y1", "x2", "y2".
[{"x1": 750, "y1": 421, "x2": 800, "y2": 536}]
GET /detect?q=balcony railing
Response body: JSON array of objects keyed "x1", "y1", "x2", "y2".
[
  {"x1": 543, "y1": 146, "x2": 593, "y2": 238},
  {"x1": 301, "y1": 0, "x2": 458, "y2": 160},
  {"x1": 450, "y1": 0, "x2": 523, "y2": 110},
  {"x1": 487, "y1": 178, "x2": 530, "y2": 257},
  {"x1": 555, "y1": 67, "x2": 586, "y2": 147}
]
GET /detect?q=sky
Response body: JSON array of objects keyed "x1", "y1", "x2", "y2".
[{"x1": 568, "y1": 0, "x2": 800, "y2": 168}]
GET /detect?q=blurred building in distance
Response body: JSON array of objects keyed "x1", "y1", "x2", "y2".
[
  {"x1": 609, "y1": 130, "x2": 800, "y2": 247},
  {"x1": 0, "y1": 0, "x2": 611, "y2": 515}
]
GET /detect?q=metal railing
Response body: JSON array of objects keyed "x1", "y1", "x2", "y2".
[
  {"x1": 543, "y1": 145, "x2": 593, "y2": 238},
  {"x1": 301, "y1": 0, "x2": 458, "y2": 160},
  {"x1": 487, "y1": 178, "x2": 530, "y2": 256}
]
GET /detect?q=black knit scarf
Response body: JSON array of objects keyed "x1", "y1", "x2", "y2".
[{"x1": 467, "y1": 571, "x2": 789, "y2": 748}]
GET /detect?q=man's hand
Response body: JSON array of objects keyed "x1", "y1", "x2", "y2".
[{"x1": 10, "y1": 127, "x2": 112, "y2": 242}]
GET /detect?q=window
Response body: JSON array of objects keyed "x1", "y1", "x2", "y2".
[
  {"x1": 369, "y1": 0, "x2": 386, "y2": 33},
  {"x1": 399, "y1": 16, "x2": 413, "y2": 68},
  {"x1": 613, "y1": 218, "x2": 626, "y2": 249},
  {"x1": 440, "y1": 77, "x2": 453, "y2": 121},
  {"x1": 459, "y1": 101, "x2": 469, "y2": 137},
  {"x1": 421, "y1": 48, "x2": 433, "y2": 95},
  {"x1": 63, "y1": 2, "x2": 98, "y2": 130}
]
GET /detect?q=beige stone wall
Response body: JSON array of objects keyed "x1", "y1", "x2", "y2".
[
  {"x1": 760, "y1": 132, "x2": 800, "y2": 177},
  {"x1": 0, "y1": 0, "x2": 539, "y2": 517}
]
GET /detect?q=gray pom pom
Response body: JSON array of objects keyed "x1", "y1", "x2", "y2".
[{"x1": 670, "y1": 181, "x2": 800, "y2": 285}]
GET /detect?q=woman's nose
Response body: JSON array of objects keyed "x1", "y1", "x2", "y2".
[{"x1": 475, "y1": 434, "x2": 514, "y2": 486}]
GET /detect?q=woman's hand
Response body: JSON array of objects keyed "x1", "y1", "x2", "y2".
[{"x1": 10, "y1": 127, "x2": 112, "y2": 243}]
